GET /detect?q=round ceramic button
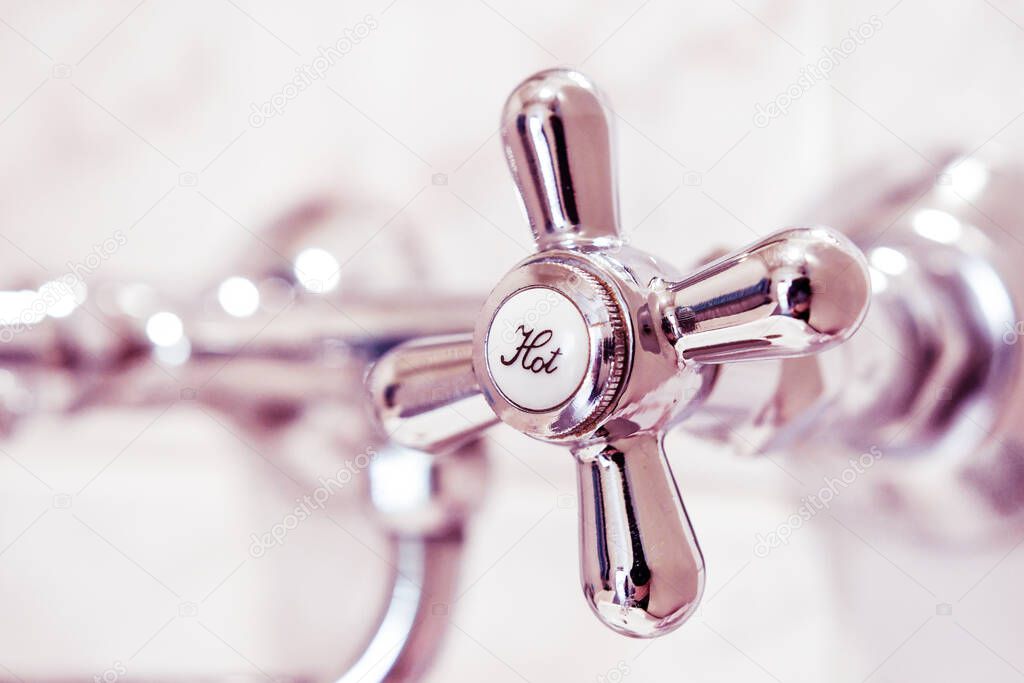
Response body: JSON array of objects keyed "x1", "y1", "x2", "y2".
[{"x1": 485, "y1": 287, "x2": 591, "y2": 412}]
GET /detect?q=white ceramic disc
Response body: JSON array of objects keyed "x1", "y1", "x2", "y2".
[{"x1": 485, "y1": 287, "x2": 591, "y2": 412}]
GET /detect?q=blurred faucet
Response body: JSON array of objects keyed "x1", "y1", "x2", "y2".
[
  {"x1": 0, "y1": 199, "x2": 486, "y2": 683},
  {"x1": 740, "y1": 151, "x2": 1024, "y2": 542}
]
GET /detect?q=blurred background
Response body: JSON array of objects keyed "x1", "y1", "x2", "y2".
[{"x1": 2, "y1": 0, "x2": 1024, "y2": 681}]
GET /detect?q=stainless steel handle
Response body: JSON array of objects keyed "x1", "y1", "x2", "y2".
[
  {"x1": 368, "y1": 68, "x2": 872, "y2": 638},
  {"x1": 501, "y1": 68, "x2": 620, "y2": 248},
  {"x1": 575, "y1": 432, "x2": 703, "y2": 637},
  {"x1": 656, "y1": 226, "x2": 870, "y2": 364},
  {"x1": 366, "y1": 334, "x2": 497, "y2": 451}
]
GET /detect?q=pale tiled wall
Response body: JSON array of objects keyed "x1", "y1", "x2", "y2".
[{"x1": 1, "y1": 1, "x2": 1023, "y2": 681}]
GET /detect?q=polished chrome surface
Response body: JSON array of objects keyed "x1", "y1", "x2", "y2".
[
  {"x1": 803, "y1": 153, "x2": 1024, "y2": 540},
  {"x1": 574, "y1": 432, "x2": 703, "y2": 637},
  {"x1": 336, "y1": 534, "x2": 463, "y2": 683},
  {"x1": 502, "y1": 68, "x2": 619, "y2": 248},
  {"x1": 685, "y1": 151, "x2": 1024, "y2": 543},
  {"x1": 657, "y1": 227, "x2": 870, "y2": 364},
  {"x1": 367, "y1": 68, "x2": 871, "y2": 637},
  {"x1": 340, "y1": 441, "x2": 485, "y2": 683},
  {"x1": 367, "y1": 334, "x2": 497, "y2": 452},
  {"x1": 367, "y1": 440, "x2": 487, "y2": 538}
]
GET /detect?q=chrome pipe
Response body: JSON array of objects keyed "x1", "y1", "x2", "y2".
[{"x1": 335, "y1": 534, "x2": 463, "y2": 683}]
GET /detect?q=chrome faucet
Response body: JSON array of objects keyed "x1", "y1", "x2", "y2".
[
  {"x1": 2, "y1": 66, "x2": 1022, "y2": 680},
  {"x1": 368, "y1": 68, "x2": 872, "y2": 637}
]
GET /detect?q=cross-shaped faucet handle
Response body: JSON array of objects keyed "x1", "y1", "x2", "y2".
[{"x1": 369, "y1": 68, "x2": 871, "y2": 637}]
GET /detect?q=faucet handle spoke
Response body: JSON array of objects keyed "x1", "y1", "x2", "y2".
[
  {"x1": 574, "y1": 432, "x2": 704, "y2": 638},
  {"x1": 367, "y1": 334, "x2": 498, "y2": 451},
  {"x1": 502, "y1": 69, "x2": 620, "y2": 248},
  {"x1": 656, "y1": 227, "x2": 871, "y2": 364}
]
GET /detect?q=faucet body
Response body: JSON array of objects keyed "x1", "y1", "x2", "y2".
[{"x1": 693, "y1": 154, "x2": 1024, "y2": 542}]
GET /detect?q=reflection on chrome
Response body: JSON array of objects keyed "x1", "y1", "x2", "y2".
[
  {"x1": 868, "y1": 245, "x2": 908, "y2": 276},
  {"x1": 0, "y1": 278, "x2": 87, "y2": 329},
  {"x1": 938, "y1": 156, "x2": 990, "y2": 200},
  {"x1": 218, "y1": 276, "x2": 261, "y2": 317},
  {"x1": 295, "y1": 246, "x2": 342, "y2": 294},
  {"x1": 912, "y1": 208, "x2": 962, "y2": 244},
  {"x1": 145, "y1": 310, "x2": 184, "y2": 347}
]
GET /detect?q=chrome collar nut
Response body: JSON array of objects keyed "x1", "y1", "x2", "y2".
[
  {"x1": 368, "y1": 68, "x2": 872, "y2": 638},
  {"x1": 475, "y1": 255, "x2": 629, "y2": 439}
]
